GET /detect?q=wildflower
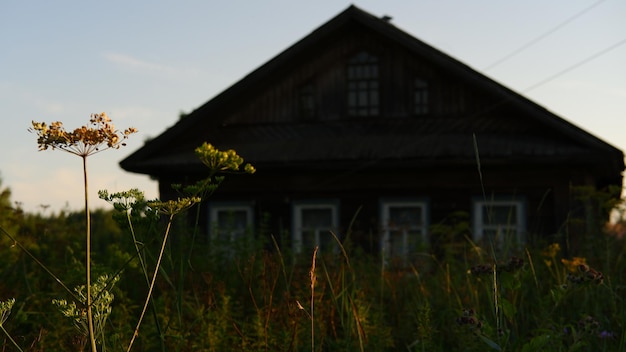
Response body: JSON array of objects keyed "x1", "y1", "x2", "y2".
[
  {"x1": 542, "y1": 243, "x2": 561, "y2": 258},
  {"x1": 98, "y1": 188, "x2": 145, "y2": 213},
  {"x1": 578, "y1": 263, "x2": 590, "y2": 273},
  {"x1": 578, "y1": 315, "x2": 600, "y2": 334},
  {"x1": 469, "y1": 256, "x2": 523, "y2": 275},
  {"x1": 30, "y1": 113, "x2": 136, "y2": 351},
  {"x1": 0, "y1": 298, "x2": 15, "y2": 326},
  {"x1": 564, "y1": 260, "x2": 603, "y2": 285},
  {"x1": 52, "y1": 274, "x2": 119, "y2": 340},
  {"x1": 598, "y1": 330, "x2": 615, "y2": 339},
  {"x1": 584, "y1": 268, "x2": 604, "y2": 284},
  {"x1": 502, "y1": 256, "x2": 524, "y2": 272},
  {"x1": 469, "y1": 263, "x2": 493, "y2": 275},
  {"x1": 566, "y1": 273, "x2": 584, "y2": 284},
  {"x1": 148, "y1": 197, "x2": 201, "y2": 216},
  {"x1": 195, "y1": 142, "x2": 255, "y2": 175},
  {"x1": 456, "y1": 308, "x2": 483, "y2": 330},
  {"x1": 561, "y1": 257, "x2": 587, "y2": 273},
  {"x1": 30, "y1": 112, "x2": 137, "y2": 157}
]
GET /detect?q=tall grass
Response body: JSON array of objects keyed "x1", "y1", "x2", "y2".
[
  {"x1": 1, "y1": 202, "x2": 624, "y2": 350},
  {"x1": 0, "y1": 116, "x2": 621, "y2": 350}
]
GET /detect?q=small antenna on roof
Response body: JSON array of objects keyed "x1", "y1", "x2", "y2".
[{"x1": 381, "y1": 15, "x2": 392, "y2": 22}]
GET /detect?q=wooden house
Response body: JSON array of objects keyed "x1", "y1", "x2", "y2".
[{"x1": 120, "y1": 5, "x2": 624, "y2": 260}]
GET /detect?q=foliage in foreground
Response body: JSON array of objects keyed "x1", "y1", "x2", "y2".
[
  {"x1": 0, "y1": 113, "x2": 622, "y2": 350},
  {"x1": 0, "y1": 194, "x2": 625, "y2": 351}
]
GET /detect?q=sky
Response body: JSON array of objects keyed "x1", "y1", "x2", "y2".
[{"x1": 1, "y1": 1, "x2": 625, "y2": 214}]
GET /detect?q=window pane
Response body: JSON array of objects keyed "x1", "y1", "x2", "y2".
[
  {"x1": 302, "y1": 208, "x2": 332, "y2": 228},
  {"x1": 301, "y1": 229, "x2": 316, "y2": 253},
  {"x1": 217, "y1": 210, "x2": 248, "y2": 229},
  {"x1": 389, "y1": 230, "x2": 405, "y2": 257},
  {"x1": 358, "y1": 91, "x2": 368, "y2": 106},
  {"x1": 482, "y1": 205, "x2": 517, "y2": 225},
  {"x1": 482, "y1": 228, "x2": 517, "y2": 242},
  {"x1": 347, "y1": 52, "x2": 379, "y2": 117},
  {"x1": 389, "y1": 206, "x2": 423, "y2": 227},
  {"x1": 370, "y1": 90, "x2": 379, "y2": 106},
  {"x1": 355, "y1": 65, "x2": 363, "y2": 78},
  {"x1": 413, "y1": 78, "x2": 429, "y2": 115},
  {"x1": 388, "y1": 229, "x2": 423, "y2": 258},
  {"x1": 370, "y1": 65, "x2": 378, "y2": 77}
]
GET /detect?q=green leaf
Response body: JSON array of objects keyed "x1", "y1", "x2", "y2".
[
  {"x1": 500, "y1": 298, "x2": 516, "y2": 321},
  {"x1": 478, "y1": 334, "x2": 502, "y2": 351},
  {"x1": 521, "y1": 334, "x2": 551, "y2": 352}
]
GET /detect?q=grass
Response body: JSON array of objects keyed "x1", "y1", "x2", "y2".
[
  {"x1": 1, "y1": 204, "x2": 625, "y2": 351},
  {"x1": 0, "y1": 114, "x2": 621, "y2": 350}
]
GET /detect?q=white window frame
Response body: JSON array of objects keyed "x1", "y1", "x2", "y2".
[
  {"x1": 473, "y1": 197, "x2": 526, "y2": 245},
  {"x1": 292, "y1": 200, "x2": 339, "y2": 254},
  {"x1": 208, "y1": 202, "x2": 254, "y2": 242},
  {"x1": 380, "y1": 199, "x2": 429, "y2": 263}
]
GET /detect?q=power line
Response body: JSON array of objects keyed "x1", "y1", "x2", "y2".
[
  {"x1": 522, "y1": 37, "x2": 626, "y2": 93},
  {"x1": 321, "y1": 36, "x2": 626, "y2": 186},
  {"x1": 483, "y1": 0, "x2": 606, "y2": 71}
]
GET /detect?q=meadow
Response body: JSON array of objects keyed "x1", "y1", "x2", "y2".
[{"x1": 0, "y1": 114, "x2": 623, "y2": 351}]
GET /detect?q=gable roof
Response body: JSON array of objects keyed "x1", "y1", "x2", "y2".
[{"x1": 120, "y1": 5, "x2": 623, "y2": 180}]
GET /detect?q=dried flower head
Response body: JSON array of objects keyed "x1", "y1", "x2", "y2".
[
  {"x1": 502, "y1": 256, "x2": 524, "y2": 272},
  {"x1": 469, "y1": 263, "x2": 493, "y2": 276},
  {"x1": 30, "y1": 112, "x2": 137, "y2": 157},
  {"x1": 456, "y1": 308, "x2": 483, "y2": 331},
  {"x1": 565, "y1": 262, "x2": 604, "y2": 285}
]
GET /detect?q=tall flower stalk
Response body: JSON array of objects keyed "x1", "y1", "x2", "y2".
[
  {"x1": 30, "y1": 113, "x2": 137, "y2": 352},
  {"x1": 126, "y1": 197, "x2": 199, "y2": 352}
]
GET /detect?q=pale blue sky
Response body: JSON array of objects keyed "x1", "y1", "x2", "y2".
[{"x1": 1, "y1": 1, "x2": 625, "y2": 213}]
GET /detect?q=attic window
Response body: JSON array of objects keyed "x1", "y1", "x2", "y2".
[
  {"x1": 347, "y1": 51, "x2": 379, "y2": 117},
  {"x1": 413, "y1": 78, "x2": 429, "y2": 115}
]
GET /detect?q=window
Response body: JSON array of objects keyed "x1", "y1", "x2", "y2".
[
  {"x1": 473, "y1": 198, "x2": 525, "y2": 246},
  {"x1": 208, "y1": 202, "x2": 254, "y2": 242},
  {"x1": 347, "y1": 51, "x2": 379, "y2": 117},
  {"x1": 298, "y1": 82, "x2": 316, "y2": 120},
  {"x1": 380, "y1": 200, "x2": 428, "y2": 264},
  {"x1": 292, "y1": 201, "x2": 339, "y2": 254},
  {"x1": 413, "y1": 78, "x2": 429, "y2": 115}
]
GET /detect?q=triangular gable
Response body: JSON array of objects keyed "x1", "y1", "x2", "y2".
[{"x1": 120, "y1": 5, "x2": 623, "y2": 178}]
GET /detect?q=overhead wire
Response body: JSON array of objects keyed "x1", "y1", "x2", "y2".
[
  {"x1": 522, "y1": 37, "x2": 626, "y2": 93},
  {"x1": 483, "y1": 0, "x2": 606, "y2": 71},
  {"x1": 320, "y1": 28, "x2": 626, "y2": 186}
]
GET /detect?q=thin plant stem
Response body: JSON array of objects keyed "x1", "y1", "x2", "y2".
[
  {"x1": 124, "y1": 211, "x2": 166, "y2": 352},
  {"x1": 83, "y1": 156, "x2": 97, "y2": 352},
  {"x1": 0, "y1": 324, "x2": 24, "y2": 352},
  {"x1": 309, "y1": 246, "x2": 318, "y2": 352},
  {"x1": 127, "y1": 214, "x2": 175, "y2": 352},
  {"x1": 0, "y1": 225, "x2": 76, "y2": 300}
]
